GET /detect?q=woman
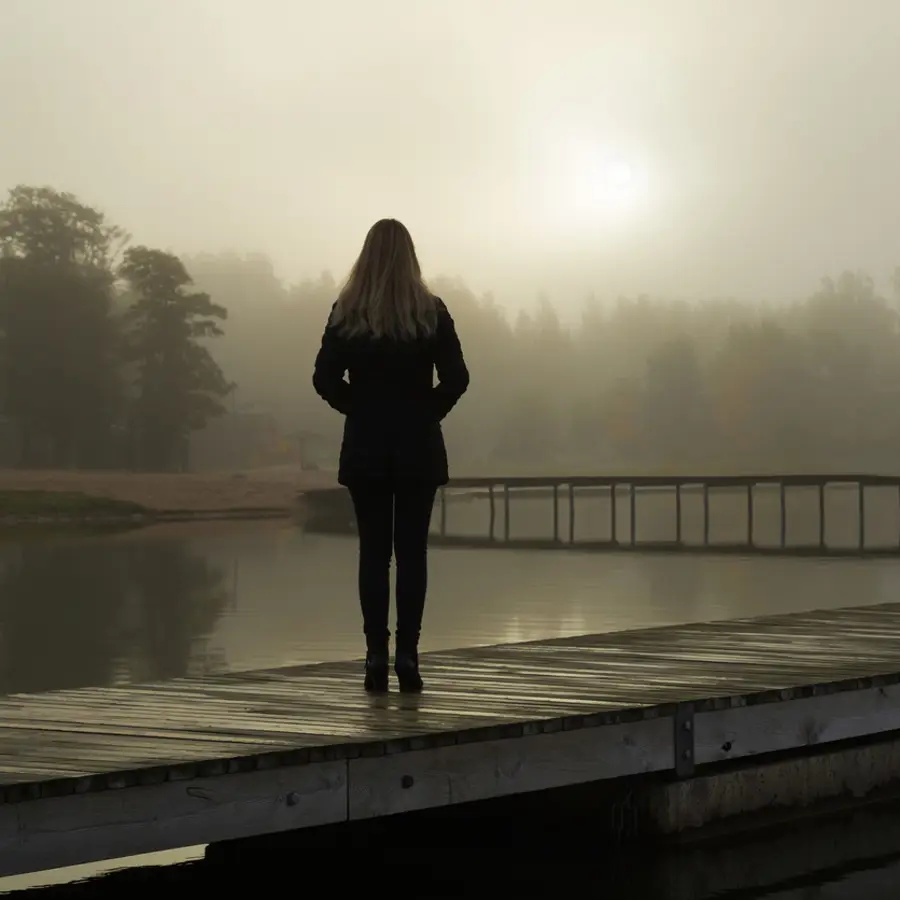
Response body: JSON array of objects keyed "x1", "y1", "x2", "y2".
[{"x1": 312, "y1": 219, "x2": 470, "y2": 693}]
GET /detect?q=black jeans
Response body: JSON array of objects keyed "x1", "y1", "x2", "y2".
[{"x1": 348, "y1": 483, "x2": 437, "y2": 653}]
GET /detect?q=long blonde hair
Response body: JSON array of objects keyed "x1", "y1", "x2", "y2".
[{"x1": 330, "y1": 219, "x2": 437, "y2": 340}]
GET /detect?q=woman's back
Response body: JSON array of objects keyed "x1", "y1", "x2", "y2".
[
  {"x1": 311, "y1": 218, "x2": 470, "y2": 693},
  {"x1": 313, "y1": 296, "x2": 468, "y2": 483},
  {"x1": 315, "y1": 297, "x2": 466, "y2": 429}
]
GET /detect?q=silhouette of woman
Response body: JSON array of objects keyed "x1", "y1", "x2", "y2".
[{"x1": 313, "y1": 219, "x2": 470, "y2": 693}]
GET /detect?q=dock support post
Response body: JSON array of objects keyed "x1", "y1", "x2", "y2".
[
  {"x1": 779, "y1": 482, "x2": 787, "y2": 548},
  {"x1": 818, "y1": 482, "x2": 826, "y2": 550},
  {"x1": 747, "y1": 483, "x2": 754, "y2": 547},
  {"x1": 552, "y1": 483, "x2": 559, "y2": 542},
  {"x1": 503, "y1": 484, "x2": 510, "y2": 542},
  {"x1": 610, "y1": 484, "x2": 617, "y2": 545},
  {"x1": 859, "y1": 481, "x2": 866, "y2": 551},
  {"x1": 630, "y1": 483, "x2": 637, "y2": 546},
  {"x1": 440, "y1": 487, "x2": 447, "y2": 537},
  {"x1": 702, "y1": 483, "x2": 710, "y2": 546},
  {"x1": 675, "y1": 483, "x2": 682, "y2": 545},
  {"x1": 488, "y1": 484, "x2": 496, "y2": 541},
  {"x1": 674, "y1": 703, "x2": 695, "y2": 778},
  {"x1": 568, "y1": 484, "x2": 575, "y2": 543}
]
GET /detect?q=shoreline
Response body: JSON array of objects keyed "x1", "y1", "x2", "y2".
[
  {"x1": 0, "y1": 506, "x2": 295, "y2": 529},
  {"x1": 0, "y1": 467, "x2": 332, "y2": 529}
]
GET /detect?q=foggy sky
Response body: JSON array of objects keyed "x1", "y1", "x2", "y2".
[{"x1": 2, "y1": 0, "x2": 900, "y2": 307}]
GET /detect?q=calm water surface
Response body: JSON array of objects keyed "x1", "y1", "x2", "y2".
[
  {"x1": 3, "y1": 516, "x2": 900, "y2": 893},
  {"x1": 1, "y1": 518, "x2": 900, "y2": 696}
]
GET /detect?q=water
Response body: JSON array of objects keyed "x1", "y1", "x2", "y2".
[
  {"x1": 3, "y1": 512, "x2": 900, "y2": 894},
  {"x1": 2, "y1": 518, "x2": 900, "y2": 695},
  {"x1": 11, "y1": 803, "x2": 900, "y2": 898}
]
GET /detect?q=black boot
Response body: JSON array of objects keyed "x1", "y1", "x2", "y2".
[
  {"x1": 364, "y1": 639, "x2": 389, "y2": 694},
  {"x1": 394, "y1": 640, "x2": 423, "y2": 693}
]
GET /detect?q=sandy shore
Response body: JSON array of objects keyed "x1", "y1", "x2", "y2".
[{"x1": 0, "y1": 467, "x2": 338, "y2": 513}]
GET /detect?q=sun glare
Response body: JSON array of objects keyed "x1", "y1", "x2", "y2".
[
  {"x1": 543, "y1": 138, "x2": 654, "y2": 234},
  {"x1": 590, "y1": 160, "x2": 643, "y2": 207},
  {"x1": 606, "y1": 162, "x2": 634, "y2": 188}
]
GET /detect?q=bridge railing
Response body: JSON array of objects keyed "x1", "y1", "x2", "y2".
[{"x1": 436, "y1": 474, "x2": 900, "y2": 555}]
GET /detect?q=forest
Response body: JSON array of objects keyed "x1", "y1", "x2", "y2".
[
  {"x1": 0, "y1": 186, "x2": 231, "y2": 470},
  {"x1": 188, "y1": 249, "x2": 900, "y2": 475},
  {"x1": 2, "y1": 184, "x2": 899, "y2": 474}
]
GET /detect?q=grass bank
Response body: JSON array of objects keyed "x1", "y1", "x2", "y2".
[{"x1": 0, "y1": 489, "x2": 293, "y2": 526}]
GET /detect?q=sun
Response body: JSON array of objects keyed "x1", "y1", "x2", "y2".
[
  {"x1": 536, "y1": 136, "x2": 656, "y2": 235},
  {"x1": 591, "y1": 160, "x2": 642, "y2": 206},
  {"x1": 605, "y1": 162, "x2": 634, "y2": 188}
]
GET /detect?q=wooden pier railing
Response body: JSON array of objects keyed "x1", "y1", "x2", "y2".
[{"x1": 301, "y1": 474, "x2": 900, "y2": 556}]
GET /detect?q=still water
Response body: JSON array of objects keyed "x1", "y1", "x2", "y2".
[
  {"x1": 3, "y1": 514, "x2": 900, "y2": 895},
  {"x1": 2, "y1": 518, "x2": 900, "y2": 696}
]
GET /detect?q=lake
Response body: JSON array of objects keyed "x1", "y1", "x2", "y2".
[
  {"x1": 3, "y1": 511, "x2": 900, "y2": 894},
  {"x1": 3, "y1": 516, "x2": 900, "y2": 697}
]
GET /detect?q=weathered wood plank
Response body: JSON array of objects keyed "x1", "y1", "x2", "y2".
[
  {"x1": 0, "y1": 600, "x2": 899, "y2": 797},
  {"x1": 0, "y1": 759, "x2": 346, "y2": 878},
  {"x1": 1, "y1": 600, "x2": 900, "y2": 875},
  {"x1": 694, "y1": 683, "x2": 900, "y2": 764},
  {"x1": 348, "y1": 715, "x2": 673, "y2": 819}
]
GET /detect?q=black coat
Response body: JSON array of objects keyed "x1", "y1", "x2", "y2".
[{"x1": 312, "y1": 298, "x2": 470, "y2": 487}]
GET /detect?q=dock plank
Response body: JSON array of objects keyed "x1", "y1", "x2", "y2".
[
  {"x1": 1, "y1": 601, "x2": 900, "y2": 793},
  {"x1": 5, "y1": 601, "x2": 900, "y2": 877}
]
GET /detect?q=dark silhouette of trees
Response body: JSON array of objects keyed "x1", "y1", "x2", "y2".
[
  {"x1": 4, "y1": 181, "x2": 900, "y2": 475},
  {"x1": 185, "y1": 248, "x2": 900, "y2": 475},
  {"x1": 0, "y1": 186, "x2": 124, "y2": 467},
  {"x1": 0, "y1": 186, "x2": 231, "y2": 471},
  {"x1": 119, "y1": 247, "x2": 231, "y2": 471}
]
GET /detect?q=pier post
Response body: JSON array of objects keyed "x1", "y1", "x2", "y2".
[
  {"x1": 503, "y1": 484, "x2": 510, "y2": 542},
  {"x1": 673, "y1": 703, "x2": 695, "y2": 778},
  {"x1": 440, "y1": 487, "x2": 447, "y2": 537},
  {"x1": 610, "y1": 484, "x2": 618, "y2": 545},
  {"x1": 675, "y1": 483, "x2": 682, "y2": 545},
  {"x1": 488, "y1": 484, "x2": 496, "y2": 541},
  {"x1": 746, "y1": 484, "x2": 753, "y2": 547},
  {"x1": 779, "y1": 483, "x2": 787, "y2": 548},
  {"x1": 630, "y1": 484, "x2": 637, "y2": 546},
  {"x1": 552, "y1": 483, "x2": 559, "y2": 542},
  {"x1": 568, "y1": 484, "x2": 575, "y2": 543},
  {"x1": 858, "y1": 482, "x2": 866, "y2": 551},
  {"x1": 702, "y1": 483, "x2": 709, "y2": 546},
  {"x1": 818, "y1": 482, "x2": 826, "y2": 550}
]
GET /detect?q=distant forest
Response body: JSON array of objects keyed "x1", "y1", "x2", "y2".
[{"x1": 2, "y1": 184, "x2": 899, "y2": 474}]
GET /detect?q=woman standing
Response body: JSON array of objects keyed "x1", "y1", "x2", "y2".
[{"x1": 313, "y1": 219, "x2": 470, "y2": 693}]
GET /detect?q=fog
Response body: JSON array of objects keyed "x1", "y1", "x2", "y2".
[
  {"x1": 2, "y1": 1, "x2": 900, "y2": 475},
  {"x1": 4, "y1": 0, "x2": 900, "y2": 303}
]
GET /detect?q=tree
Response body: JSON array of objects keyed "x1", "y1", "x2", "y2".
[
  {"x1": 119, "y1": 247, "x2": 232, "y2": 471},
  {"x1": 0, "y1": 186, "x2": 124, "y2": 466},
  {"x1": 642, "y1": 337, "x2": 708, "y2": 464},
  {"x1": 709, "y1": 322, "x2": 817, "y2": 467}
]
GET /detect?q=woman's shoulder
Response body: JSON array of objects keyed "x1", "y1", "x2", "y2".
[{"x1": 431, "y1": 295, "x2": 452, "y2": 318}]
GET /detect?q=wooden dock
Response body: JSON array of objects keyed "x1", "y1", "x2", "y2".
[
  {"x1": 4, "y1": 602, "x2": 900, "y2": 876},
  {"x1": 302, "y1": 473, "x2": 900, "y2": 555}
]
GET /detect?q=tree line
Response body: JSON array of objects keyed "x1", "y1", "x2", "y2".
[
  {"x1": 4, "y1": 182, "x2": 900, "y2": 475},
  {"x1": 187, "y1": 257, "x2": 900, "y2": 475},
  {"x1": 0, "y1": 186, "x2": 231, "y2": 470}
]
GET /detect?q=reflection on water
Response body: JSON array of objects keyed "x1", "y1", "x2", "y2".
[
  {"x1": 2, "y1": 518, "x2": 900, "y2": 895},
  {"x1": 0, "y1": 516, "x2": 899, "y2": 696},
  {"x1": 0, "y1": 535, "x2": 229, "y2": 695},
  {"x1": 10, "y1": 801, "x2": 900, "y2": 898}
]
